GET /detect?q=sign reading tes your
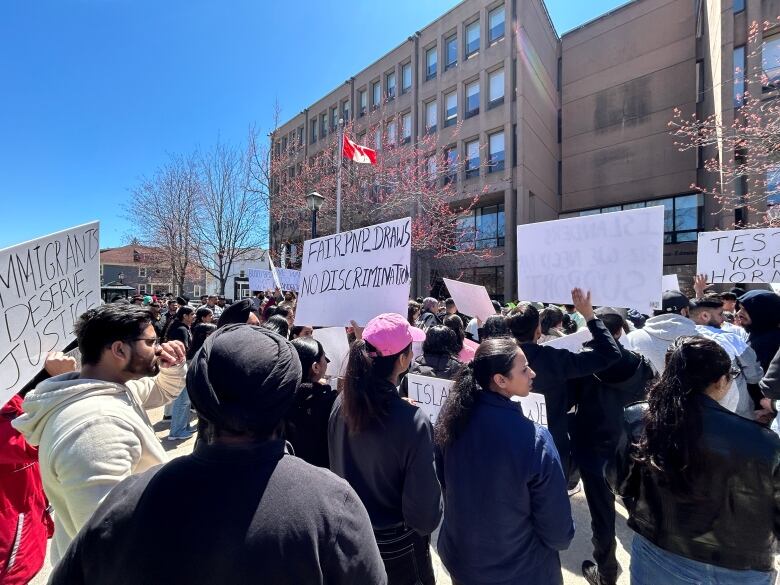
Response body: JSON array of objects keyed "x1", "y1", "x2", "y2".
[
  {"x1": 696, "y1": 228, "x2": 780, "y2": 284},
  {"x1": 0, "y1": 222, "x2": 100, "y2": 407}
]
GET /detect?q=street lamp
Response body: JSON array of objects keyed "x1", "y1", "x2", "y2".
[{"x1": 305, "y1": 191, "x2": 325, "y2": 238}]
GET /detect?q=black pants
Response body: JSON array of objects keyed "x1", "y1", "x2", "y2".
[
  {"x1": 374, "y1": 526, "x2": 435, "y2": 585},
  {"x1": 580, "y1": 464, "x2": 620, "y2": 584}
]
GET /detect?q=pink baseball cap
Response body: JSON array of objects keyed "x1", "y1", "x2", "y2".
[{"x1": 363, "y1": 313, "x2": 426, "y2": 357}]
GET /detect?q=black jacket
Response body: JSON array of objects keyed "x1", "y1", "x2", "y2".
[
  {"x1": 519, "y1": 318, "x2": 621, "y2": 469},
  {"x1": 328, "y1": 379, "x2": 442, "y2": 534},
  {"x1": 50, "y1": 440, "x2": 387, "y2": 584},
  {"x1": 400, "y1": 353, "x2": 464, "y2": 397},
  {"x1": 609, "y1": 397, "x2": 780, "y2": 572},
  {"x1": 573, "y1": 342, "x2": 657, "y2": 469},
  {"x1": 740, "y1": 290, "x2": 780, "y2": 372},
  {"x1": 760, "y1": 347, "x2": 780, "y2": 399},
  {"x1": 284, "y1": 381, "x2": 337, "y2": 468},
  {"x1": 415, "y1": 310, "x2": 440, "y2": 331},
  {"x1": 166, "y1": 321, "x2": 192, "y2": 351}
]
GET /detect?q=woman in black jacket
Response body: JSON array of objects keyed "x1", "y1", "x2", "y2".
[
  {"x1": 166, "y1": 306, "x2": 195, "y2": 440},
  {"x1": 285, "y1": 337, "x2": 336, "y2": 468},
  {"x1": 610, "y1": 336, "x2": 780, "y2": 585}
]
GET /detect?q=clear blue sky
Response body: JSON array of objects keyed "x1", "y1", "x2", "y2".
[{"x1": 0, "y1": 0, "x2": 626, "y2": 250}]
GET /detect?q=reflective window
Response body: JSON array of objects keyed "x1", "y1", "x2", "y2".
[
  {"x1": 402, "y1": 63, "x2": 412, "y2": 93},
  {"x1": 489, "y1": 6, "x2": 505, "y2": 42},
  {"x1": 445, "y1": 35, "x2": 457, "y2": 70},
  {"x1": 465, "y1": 139, "x2": 480, "y2": 178},
  {"x1": 466, "y1": 21, "x2": 480, "y2": 57},
  {"x1": 734, "y1": 46, "x2": 745, "y2": 107},
  {"x1": 445, "y1": 91, "x2": 458, "y2": 127},
  {"x1": 466, "y1": 81, "x2": 480, "y2": 118},
  {"x1": 402, "y1": 113, "x2": 412, "y2": 142},
  {"x1": 488, "y1": 131, "x2": 505, "y2": 172},
  {"x1": 489, "y1": 68, "x2": 505, "y2": 106},
  {"x1": 386, "y1": 72, "x2": 396, "y2": 99},
  {"x1": 372, "y1": 81, "x2": 381, "y2": 107},
  {"x1": 426, "y1": 46, "x2": 438, "y2": 80},
  {"x1": 763, "y1": 35, "x2": 780, "y2": 91},
  {"x1": 426, "y1": 100, "x2": 437, "y2": 133}
]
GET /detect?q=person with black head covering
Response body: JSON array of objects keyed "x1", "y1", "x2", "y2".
[
  {"x1": 50, "y1": 325, "x2": 387, "y2": 585},
  {"x1": 216, "y1": 298, "x2": 260, "y2": 328},
  {"x1": 738, "y1": 291, "x2": 780, "y2": 372}
]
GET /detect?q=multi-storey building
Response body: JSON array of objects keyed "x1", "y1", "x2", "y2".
[{"x1": 272, "y1": 0, "x2": 780, "y2": 301}]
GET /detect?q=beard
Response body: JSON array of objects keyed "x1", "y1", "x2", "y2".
[{"x1": 125, "y1": 349, "x2": 159, "y2": 378}]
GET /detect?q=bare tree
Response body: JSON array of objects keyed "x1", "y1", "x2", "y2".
[
  {"x1": 127, "y1": 153, "x2": 199, "y2": 294},
  {"x1": 193, "y1": 140, "x2": 267, "y2": 295}
]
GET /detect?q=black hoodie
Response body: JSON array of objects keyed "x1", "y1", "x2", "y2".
[{"x1": 740, "y1": 291, "x2": 780, "y2": 371}]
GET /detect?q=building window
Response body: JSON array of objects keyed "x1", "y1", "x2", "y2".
[
  {"x1": 734, "y1": 46, "x2": 745, "y2": 107},
  {"x1": 386, "y1": 71, "x2": 396, "y2": 100},
  {"x1": 138, "y1": 267, "x2": 147, "y2": 277},
  {"x1": 465, "y1": 20, "x2": 480, "y2": 58},
  {"x1": 359, "y1": 90, "x2": 367, "y2": 116},
  {"x1": 401, "y1": 112, "x2": 412, "y2": 143},
  {"x1": 488, "y1": 131, "x2": 505, "y2": 172},
  {"x1": 457, "y1": 204, "x2": 506, "y2": 250},
  {"x1": 465, "y1": 80, "x2": 480, "y2": 118},
  {"x1": 320, "y1": 113, "x2": 328, "y2": 139},
  {"x1": 387, "y1": 120, "x2": 397, "y2": 146},
  {"x1": 696, "y1": 60, "x2": 704, "y2": 103},
  {"x1": 331, "y1": 106, "x2": 339, "y2": 131},
  {"x1": 763, "y1": 35, "x2": 780, "y2": 92},
  {"x1": 372, "y1": 81, "x2": 381, "y2": 108},
  {"x1": 310, "y1": 120, "x2": 317, "y2": 144},
  {"x1": 426, "y1": 46, "x2": 438, "y2": 80},
  {"x1": 426, "y1": 154, "x2": 438, "y2": 182},
  {"x1": 193, "y1": 285, "x2": 202, "y2": 298},
  {"x1": 375, "y1": 127, "x2": 382, "y2": 151},
  {"x1": 445, "y1": 146, "x2": 458, "y2": 183},
  {"x1": 465, "y1": 139, "x2": 480, "y2": 178},
  {"x1": 402, "y1": 62, "x2": 412, "y2": 93},
  {"x1": 444, "y1": 90, "x2": 457, "y2": 127},
  {"x1": 445, "y1": 35, "x2": 457, "y2": 70},
  {"x1": 342, "y1": 99, "x2": 350, "y2": 121},
  {"x1": 425, "y1": 100, "x2": 437, "y2": 133},
  {"x1": 733, "y1": 0, "x2": 745, "y2": 13},
  {"x1": 488, "y1": 68, "x2": 505, "y2": 108},
  {"x1": 768, "y1": 165, "x2": 780, "y2": 209},
  {"x1": 138, "y1": 284, "x2": 147, "y2": 294},
  {"x1": 489, "y1": 6, "x2": 505, "y2": 43}
]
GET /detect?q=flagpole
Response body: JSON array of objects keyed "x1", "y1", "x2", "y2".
[{"x1": 336, "y1": 118, "x2": 344, "y2": 234}]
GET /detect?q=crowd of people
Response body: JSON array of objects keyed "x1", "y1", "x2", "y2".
[{"x1": 1, "y1": 280, "x2": 780, "y2": 585}]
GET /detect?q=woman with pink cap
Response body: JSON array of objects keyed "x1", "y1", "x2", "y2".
[{"x1": 328, "y1": 313, "x2": 442, "y2": 585}]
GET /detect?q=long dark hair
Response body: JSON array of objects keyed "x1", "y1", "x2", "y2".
[
  {"x1": 262, "y1": 314, "x2": 290, "y2": 339},
  {"x1": 539, "y1": 306, "x2": 563, "y2": 335},
  {"x1": 291, "y1": 337, "x2": 326, "y2": 383},
  {"x1": 188, "y1": 322, "x2": 217, "y2": 360},
  {"x1": 443, "y1": 314, "x2": 465, "y2": 351},
  {"x1": 422, "y1": 325, "x2": 459, "y2": 356},
  {"x1": 194, "y1": 306, "x2": 213, "y2": 326},
  {"x1": 636, "y1": 336, "x2": 731, "y2": 492},
  {"x1": 481, "y1": 315, "x2": 509, "y2": 340},
  {"x1": 341, "y1": 339, "x2": 410, "y2": 434},
  {"x1": 435, "y1": 337, "x2": 520, "y2": 447}
]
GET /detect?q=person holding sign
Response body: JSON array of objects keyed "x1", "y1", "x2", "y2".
[
  {"x1": 328, "y1": 313, "x2": 440, "y2": 585},
  {"x1": 434, "y1": 336, "x2": 574, "y2": 585},
  {"x1": 12, "y1": 304, "x2": 187, "y2": 564}
]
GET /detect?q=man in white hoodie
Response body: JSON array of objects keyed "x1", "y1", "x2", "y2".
[
  {"x1": 625, "y1": 291, "x2": 698, "y2": 375},
  {"x1": 12, "y1": 304, "x2": 187, "y2": 563}
]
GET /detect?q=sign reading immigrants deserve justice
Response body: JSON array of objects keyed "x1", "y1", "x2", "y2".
[
  {"x1": 516, "y1": 207, "x2": 664, "y2": 310},
  {"x1": 696, "y1": 228, "x2": 780, "y2": 284},
  {"x1": 294, "y1": 217, "x2": 412, "y2": 327},
  {"x1": 0, "y1": 222, "x2": 100, "y2": 407}
]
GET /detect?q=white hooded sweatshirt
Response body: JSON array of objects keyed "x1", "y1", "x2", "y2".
[
  {"x1": 625, "y1": 313, "x2": 698, "y2": 375},
  {"x1": 12, "y1": 364, "x2": 186, "y2": 563}
]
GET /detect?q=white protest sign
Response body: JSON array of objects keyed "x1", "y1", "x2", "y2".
[
  {"x1": 312, "y1": 327, "x2": 350, "y2": 380},
  {"x1": 771, "y1": 283, "x2": 780, "y2": 294},
  {"x1": 540, "y1": 328, "x2": 592, "y2": 353},
  {"x1": 295, "y1": 217, "x2": 412, "y2": 327},
  {"x1": 276, "y1": 268, "x2": 301, "y2": 292},
  {"x1": 696, "y1": 228, "x2": 780, "y2": 284},
  {"x1": 511, "y1": 392, "x2": 548, "y2": 427},
  {"x1": 0, "y1": 222, "x2": 100, "y2": 407},
  {"x1": 268, "y1": 254, "x2": 283, "y2": 290},
  {"x1": 663, "y1": 274, "x2": 680, "y2": 292},
  {"x1": 248, "y1": 268, "x2": 273, "y2": 292},
  {"x1": 443, "y1": 278, "x2": 495, "y2": 321},
  {"x1": 517, "y1": 207, "x2": 664, "y2": 309},
  {"x1": 406, "y1": 374, "x2": 453, "y2": 424}
]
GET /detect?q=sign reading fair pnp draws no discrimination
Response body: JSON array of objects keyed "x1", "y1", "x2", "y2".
[
  {"x1": 0, "y1": 222, "x2": 100, "y2": 407},
  {"x1": 696, "y1": 228, "x2": 780, "y2": 284},
  {"x1": 516, "y1": 207, "x2": 664, "y2": 310},
  {"x1": 294, "y1": 217, "x2": 412, "y2": 327}
]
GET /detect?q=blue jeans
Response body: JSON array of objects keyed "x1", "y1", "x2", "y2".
[
  {"x1": 169, "y1": 388, "x2": 193, "y2": 438},
  {"x1": 631, "y1": 534, "x2": 774, "y2": 585}
]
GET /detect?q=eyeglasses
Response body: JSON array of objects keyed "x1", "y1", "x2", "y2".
[{"x1": 131, "y1": 337, "x2": 160, "y2": 348}]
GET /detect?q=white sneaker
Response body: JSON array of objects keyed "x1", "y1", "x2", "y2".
[{"x1": 568, "y1": 481, "x2": 582, "y2": 497}]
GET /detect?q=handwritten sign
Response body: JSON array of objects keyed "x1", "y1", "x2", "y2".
[
  {"x1": 511, "y1": 392, "x2": 548, "y2": 427},
  {"x1": 517, "y1": 207, "x2": 664, "y2": 309},
  {"x1": 696, "y1": 228, "x2": 780, "y2": 284},
  {"x1": 1, "y1": 222, "x2": 100, "y2": 407},
  {"x1": 295, "y1": 217, "x2": 412, "y2": 327},
  {"x1": 406, "y1": 374, "x2": 453, "y2": 423},
  {"x1": 248, "y1": 268, "x2": 273, "y2": 292},
  {"x1": 443, "y1": 278, "x2": 495, "y2": 321},
  {"x1": 276, "y1": 268, "x2": 301, "y2": 292},
  {"x1": 312, "y1": 327, "x2": 350, "y2": 381},
  {"x1": 540, "y1": 328, "x2": 592, "y2": 353}
]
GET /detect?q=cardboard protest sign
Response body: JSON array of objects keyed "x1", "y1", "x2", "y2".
[
  {"x1": 1, "y1": 222, "x2": 100, "y2": 407},
  {"x1": 516, "y1": 207, "x2": 664, "y2": 309},
  {"x1": 663, "y1": 274, "x2": 680, "y2": 292},
  {"x1": 248, "y1": 268, "x2": 273, "y2": 292},
  {"x1": 312, "y1": 327, "x2": 350, "y2": 381},
  {"x1": 295, "y1": 217, "x2": 412, "y2": 327},
  {"x1": 406, "y1": 374, "x2": 453, "y2": 423},
  {"x1": 540, "y1": 328, "x2": 592, "y2": 353},
  {"x1": 443, "y1": 278, "x2": 495, "y2": 321},
  {"x1": 276, "y1": 268, "x2": 301, "y2": 292},
  {"x1": 696, "y1": 228, "x2": 780, "y2": 284},
  {"x1": 511, "y1": 393, "x2": 548, "y2": 427}
]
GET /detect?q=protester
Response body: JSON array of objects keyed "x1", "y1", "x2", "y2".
[
  {"x1": 193, "y1": 306, "x2": 214, "y2": 326},
  {"x1": 188, "y1": 323, "x2": 216, "y2": 361},
  {"x1": 539, "y1": 306, "x2": 566, "y2": 344},
  {"x1": 609, "y1": 336, "x2": 780, "y2": 585},
  {"x1": 329, "y1": 313, "x2": 441, "y2": 585},
  {"x1": 409, "y1": 325, "x2": 463, "y2": 380},
  {"x1": 166, "y1": 306, "x2": 197, "y2": 441},
  {"x1": 416, "y1": 297, "x2": 440, "y2": 331},
  {"x1": 266, "y1": 304, "x2": 295, "y2": 329},
  {"x1": 285, "y1": 337, "x2": 336, "y2": 468},
  {"x1": 479, "y1": 314, "x2": 510, "y2": 341},
  {"x1": 738, "y1": 290, "x2": 780, "y2": 372},
  {"x1": 160, "y1": 298, "x2": 179, "y2": 339},
  {"x1": 443, "y1": 314, "x2": 478, "y2": 362},
  {"x1": 263, "y1": 314, "x2": 290, "y2": 339},
  {"x1": 720, "y1": 291, "x2": 738, "y2": 313},
  {"x1": 217, "y1": 295, "x2": 227, "y2": 312},
  {"x1": 148, "y1": 301, "x2": 165, "y2": 338},
  {"x1": 290, "y1": 325, "x2": 314, "y2": 339},
  {"x1": 689, "y1": 295, "x2": 764, "y2": 416},
  {"x1": 465, "y1": 300, "x2": 502, "y2": 342},
  {"x1": 12, "y1": 305, "x2": 187, "y2": 563},
  {"x1": 217, "y1": 298, "x2": 261, "y2": 328},
  {"x1": 49, "y1": 325, "x2": 386, "y2": 585},
  {"x1": 563, "y1": 304, "x2": 586, "y2": 331},
  {"x1": 571, "y1": 308, "x2": 656, "y2": 585},
  {"x1": 205, "y1": 294, "x2": 223, "y2": 319},
  {"x1": 625, "y1": 291, "x2": 698, "y2": 375},
  {"x1": 250, "y1": 291, "x2": 264, "y2": 313},
  {"x1": 407, "y1": 300, "x2": 421, "y2": 327},
  {"x1": 434, "y1": 336, "x2": 574, "y2": 584},
  {"x1": 0, "y1": 353, "x2": 76, "y2": 585},
  {"x1": 506, "y1": 289, "x2": 621, "y2": 485}
]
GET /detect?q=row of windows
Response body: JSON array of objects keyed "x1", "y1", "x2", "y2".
[
  {"x1": 456, "y1": 203, "x2": 506, "y2": 250},
  {"x1": 420, "y1": 130, "x2": 505, "y2": 185}
]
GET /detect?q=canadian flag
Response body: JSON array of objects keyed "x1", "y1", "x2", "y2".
[{"x1": 342, "y1": 135, "x2": 377, "y2": 165}]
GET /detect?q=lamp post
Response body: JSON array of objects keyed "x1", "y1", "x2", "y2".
[{"x1": 305, "y1": 191, "x2": 325, "y2": 239}]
